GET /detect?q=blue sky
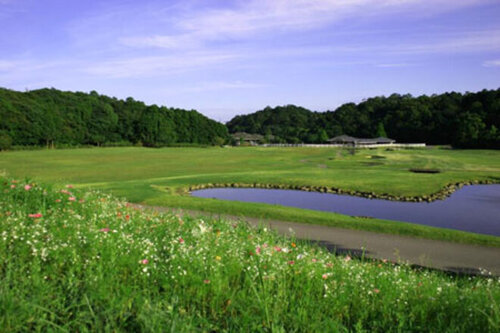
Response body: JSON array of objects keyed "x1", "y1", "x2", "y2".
[{"x1": 1, "y1": 0, "x2": 499, "y2": 121}]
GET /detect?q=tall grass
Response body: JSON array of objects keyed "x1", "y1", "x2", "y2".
[{"x1": 1, "y1": 177, "x2": 499, "y2": 332}]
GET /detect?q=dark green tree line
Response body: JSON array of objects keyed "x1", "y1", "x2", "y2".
[
  {"x1": 0, "y1": 88, "x2": 228, "y2": 149},
  {"x1": 226, "y1": 89, "x2": 500, "y2": 148}
]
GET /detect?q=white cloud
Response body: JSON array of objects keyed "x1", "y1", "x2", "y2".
[
  {"x1": 84, "y1": 52, "x2": 240, "y2": 78},
  {"x1": 330, "y1": 29, "x2": 500, "y2": 55},
  {"x1": 398, "y1": 30, "x2": 500, "y2": 54},
  {"x1": 0, "y1": 60, "x2": 17, "y2": 71},
  {"x1": 376, "y1": 63, "x2": 413, "y2": 68},
  {"x1": 170, "y1": 81, "x2": 269, "y2": 94},
  {"x1": 483, "y1": 59, "x2": 500, "y2": 67},
  {"x1": 120, "y1": 0, "x2": 493, "y2": 50}
]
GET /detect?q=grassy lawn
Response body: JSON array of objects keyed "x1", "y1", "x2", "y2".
[
  {"x1": 1, "y1": 146, "x2": 499, "y2": 246},
  {"x1": 1, "y1": 179, "x2": 499, "y2": 332}
]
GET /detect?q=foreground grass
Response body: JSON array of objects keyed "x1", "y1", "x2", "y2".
[
  {"x1": 1, "y1": 146, "x2": 500, "y2": 246},
  {"x1": 1, "y1": 178, "x2": 500, "y2": 332}
]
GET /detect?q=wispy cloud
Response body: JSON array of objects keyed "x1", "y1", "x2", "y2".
[
  {"x1": 397, "y1": 30, "x2": 500, "y2": 54},
  {"x1": 170, "y1": 81, "x2": 270, "y2": 95},
  {"x1": 331, "y1": 29, "x2": 500, "y2": 56},
  {"x1": 376, "y1": 63, "x2": 414, "y2": 68},
  {"x1": 84, "y1": 52, "x2": 240, "y2": 78},
  {"x1": 119, "y1": 0, "x2": 493, "y2": 50},
  {"x1": 0, "y1": 60, "x2": 17, "y2": 71},
  {"x1": 483, "y1": 59, "x2": 500, "y2": 67}
]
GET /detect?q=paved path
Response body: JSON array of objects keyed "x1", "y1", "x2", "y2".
[{"x1": 131, "y1": 204, "x2": 500, "y2": 276}]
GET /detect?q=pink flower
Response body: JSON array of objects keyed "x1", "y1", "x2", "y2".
[
  {"x1": 99, "y1": 228, "x2": 110, "y2": 232},
  {"x1": 322, "y1": 274, "x2": 328, "y2": 279},
  {"x1": 203, "y1": 279, "x2": 210, "y2": 284},
  {"x1": 178, "y1": 237, "x2": 185, "y2": 244},
  {"x1": 60, "y1": 189, "x2": 70, "y2": 195},
  {"x1": 10, "y1": 185, "x2": 16, "y2": 189},
  {"x1": 344, "y1": 255, "x2": 352, "y2": 262},
  {"x1": 28, "y1": 213, "x2": 42, "y2": 218},
  {"x1": 288, "y1": 261, "x2": 295, "y2": 265},
  {"x1": 255, "y1": 247, "x2": 261, "y2": 255},
  {"x1": 373, "y1": 288, "x2": 380, "y2": 294},
  {"x1": 312, "y1": 258, "x2": 317, "y2": 263},
  {"x1": 24, "y1": 185, "x2": 31, "y2": 191},
  {"x1": 68, "y1": 196, "x2": 76, "y2": 201},
  {"x1": 141, "y1": 259, "x2": 149, "y2": 265},
  {"x1": 66, "y1": 184, "x2": 73, "y2": 189},
  {"x1": 274, "y1": 246, "x2": 281, "y2": 252},
  {"x1": 55, "y1": 199, "x2": 61, "y2": 203}
]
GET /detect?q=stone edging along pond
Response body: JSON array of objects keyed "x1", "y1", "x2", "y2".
[{"x1": 186, "y1": 179, "x2": 499, "y2": 203}]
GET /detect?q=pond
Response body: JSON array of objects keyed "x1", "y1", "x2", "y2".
[{"x1": 191, "y1": 185, "x2": 500, "y2": 236}]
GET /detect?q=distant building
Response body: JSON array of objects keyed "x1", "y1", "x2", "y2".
[
  {"x1": 231, "y1": 132, "x2": 265, "y2": 146},
  {"x1": 327, "y1": 135, "x2": 395, "y2": 146}
]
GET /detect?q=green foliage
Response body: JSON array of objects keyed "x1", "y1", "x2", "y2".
[
  {"x1": 227, "y1": 89, "x2": 500, "y2": 148},
  {"x1": 0, "y1": 88, "x2": 228, "y2": 147},
  {"x1": 376, "y1": 122, "x2": 387, "y2": 138},
  {"x1": 0, "y1": 130, "x2": 12, "y2": 150},
  {"x1": 1, "y1": 178, "x2": 499, "y2": 331}
]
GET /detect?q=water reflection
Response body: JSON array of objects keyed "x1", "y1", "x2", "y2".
[{"x1": 192, "y1": 185, "x2": 500, "y2": 236}]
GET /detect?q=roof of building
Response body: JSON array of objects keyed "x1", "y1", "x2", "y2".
[
  {"x1": 327, "y1": 135, "x2": 395, "y2": 144},
  {"x1": 231, "y1": 132, "x2": 265, "y2": 141}
]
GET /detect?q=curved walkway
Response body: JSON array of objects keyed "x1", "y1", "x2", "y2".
[{"x1": 131, "y1": 204, "x2": 500, "y2": 276}]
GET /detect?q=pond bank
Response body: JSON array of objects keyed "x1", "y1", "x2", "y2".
[
  {"x1": 187, "y1": 179, "x2": 499, "y2": 202},
  {"x1": 191, "y1": 185, "x2": 500, "y2": 236}
]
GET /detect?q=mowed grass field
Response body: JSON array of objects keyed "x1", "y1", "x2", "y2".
[{"x1": 1, "y1": 146, "x2": 500, "y2": 245}]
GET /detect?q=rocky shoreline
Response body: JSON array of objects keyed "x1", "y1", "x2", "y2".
[{"x1": 187, "y1": 179, "x2": 499, "y2": 203}]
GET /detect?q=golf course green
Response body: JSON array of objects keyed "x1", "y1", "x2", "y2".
[{"x1": 1, "y1": 146, "x2": 499, "y2": 246}]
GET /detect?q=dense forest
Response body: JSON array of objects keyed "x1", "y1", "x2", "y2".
[
  {"x1": 0, "y1": 88, "x2": 228, "y2": 149},
  {"x1": 1, "y1": 87, "x2": 499, "y2": 149},
  {"x1": 227, "y1": 89, "x2": 500, "y2": 148}
]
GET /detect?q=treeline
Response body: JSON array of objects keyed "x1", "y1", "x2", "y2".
[
  {"x1": 1, "y1": 87, "x2": 499, "y2": 150},
  {"x1": 227, "y1": 89, "x2": 500, "y2": 148},
  {"x1": 0, "y1": 88, "x2": 228, "y2": 149}
]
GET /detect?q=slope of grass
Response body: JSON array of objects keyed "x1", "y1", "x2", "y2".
[
  {"x1": 1, "y1": 146, "x2": 499, "y2": 246},
  {"x1": 1, "y1": 178, "x2": 499, "y2": 332}
]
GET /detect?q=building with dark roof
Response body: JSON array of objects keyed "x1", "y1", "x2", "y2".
[
  {"x1": 231, "y1": 132, "x2": 265, "y2": 145},
  {"x1": 327, "y1": 135, "x2": 395, "y2": 146}
]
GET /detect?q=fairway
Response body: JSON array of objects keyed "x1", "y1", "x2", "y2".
[{"x1": 2, "y1": 146, "x2": 500, "y2": 245}]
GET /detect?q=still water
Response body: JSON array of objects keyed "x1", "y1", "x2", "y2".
[{"x1": 192, "y1": 185, "x2": 500, "y2": 236}]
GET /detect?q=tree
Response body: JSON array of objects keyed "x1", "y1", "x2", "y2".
[
  {"x1": 454, "y1": 112, "x2": 486, "y2": 148},
  {"x1": 317, "y1": 129, "x2": 329, "y2": 143},
  {"x1": 0, "y1": 131, "x2": 12, "y2": 150},
  {"x1": 375, "y1": 122, "x2": 388, "y2": 138}
]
